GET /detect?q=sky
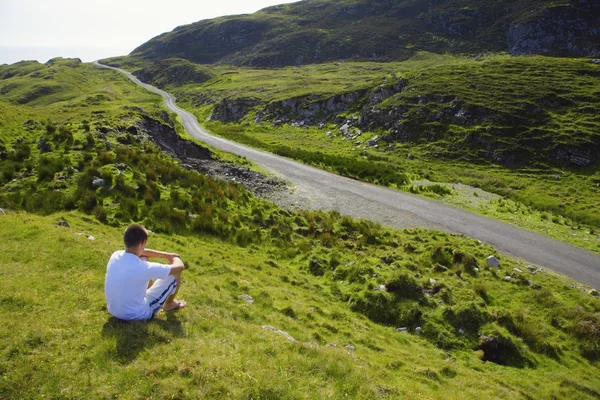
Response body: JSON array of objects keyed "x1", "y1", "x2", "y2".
[{"x1": 0, "y1": 0, "x2": 301, "y2": 64}]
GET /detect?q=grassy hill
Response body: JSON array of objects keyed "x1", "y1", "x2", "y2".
[
  {"x1": 131, "y1": 0, "x2": 600, "y2": 67},
  {"x1": 2, "y1": 211, "x2": 600, "y2": 399},
  {"x1": 2, "y1": 54, "x2": 600, "y2": 399}
]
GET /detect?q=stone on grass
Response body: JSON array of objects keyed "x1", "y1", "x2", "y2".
[
  {"x1": 486, "y1": 256, "x2": 500, "y2": 267},
  {"x1": 458, "y1": 329, "x2": 465, "y2": 335},
  {"x1": 0, "y1": 208, "x2": 5, "y2": 215},
  {"x1": 415, "y1": 327, "x2": 423, "y2": 334},
  {"x1": 397, "y1": 327, "x2": 408, "y2": 332},
  {"x1": 513, "y1": 268, "x2": 523, "y2": 273},
  {"x1": 345, "y1": 344, "x2": 356, "y2": 351},
  {"x1": 261, "y1": 325, "x2": 297, "y2": 342},
  {"x1": 239, "y1": 294, "x2": 254, "y2": 304},
  {"x1": 92, "y1": 177, "x2": 105, "y2": 188},
  {"x1": 589, "y1": 289, "x2": 599, "y2": 297},
  {"x1": 57, "y1": 221, "x2": 70, "y2": 228},
  {"x1": 88, "y1": 235, "x2": 96, "y2": 241},
  {"x1": 504, "y1": 276, "x2": 512, "y2": 282}
]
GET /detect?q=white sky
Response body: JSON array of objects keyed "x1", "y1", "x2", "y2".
[{"x1": 0, "y1": 0, "x2": 301, "y2": 63}]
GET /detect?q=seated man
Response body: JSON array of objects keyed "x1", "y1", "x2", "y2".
[{"x1": 105, "y1": 224, "x2": 187, "y2": 321}]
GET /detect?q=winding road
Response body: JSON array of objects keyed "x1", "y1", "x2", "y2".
[{"x1": 95, "y1": 62, "x2": 600, "y2": 289}]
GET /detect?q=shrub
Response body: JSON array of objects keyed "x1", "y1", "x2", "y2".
[
  {"x1": 307, "y1": 257, "x2": 326, "y2": 277},
  {"x1": 386, "y1": 273, "x2": 422, "y2": 299},
  {"x1": 37, "y1": 154, "x2": 64, "y2": 182},
  {"x1": 571, "y1": 309, "x2": 600, "y2": 360},
  {"x1": 443, "y1": 302, "x2": 490, "y2": 333},
  {"x1": 431, "y1": 243, "x2": 453, "y2": 267}
]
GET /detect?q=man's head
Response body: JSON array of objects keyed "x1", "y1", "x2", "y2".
[{"x1": 124, "y1": 224, "x2": 148, "y2": 253}]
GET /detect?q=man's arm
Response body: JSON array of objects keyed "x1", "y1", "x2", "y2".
[
  {"x1": 169, "y1": 257, "x2": 184, "y2": 276},
  {"x1": 141, "y1": 248, "x2": 180, "y2": 263}
]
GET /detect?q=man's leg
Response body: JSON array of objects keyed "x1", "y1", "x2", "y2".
[{"x1": 163, "y1": 272, "x2": 186, "y2": 311}]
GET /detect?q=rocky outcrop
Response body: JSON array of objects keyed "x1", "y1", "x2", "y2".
[
  {"x1": 137, "y1": 117, "x2": 213, "y2": 161},
  {"x1": 208, "y1": 98, "x2": 260, "y2": 123},
  {"x1": 134, "y1": 116, "x2": 282, "y2": 196},
  {"x1": 507, "y1": 3, "x2": 600, "y2": 56}
]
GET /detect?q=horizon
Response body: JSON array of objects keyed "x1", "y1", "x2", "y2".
[{"x1": 0, "y1": 0, "x2": 301, "y2": 65}]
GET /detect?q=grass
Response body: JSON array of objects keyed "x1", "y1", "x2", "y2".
[
  {"x1": 1, "y1": 211, "x2": 600, "y2": 399},
  {"x1": 2, "y1": 56, "x2": 600, "y2": 398}
]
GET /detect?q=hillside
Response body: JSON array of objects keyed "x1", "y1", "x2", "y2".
[
  {"x1": 1, "y1": 52, "x2": 600, "y2": 399},
  {"x1": 131, "y1": 0, "x2": 600, "y2": 67}
]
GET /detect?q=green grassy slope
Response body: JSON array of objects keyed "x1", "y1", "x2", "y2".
[
  {"x1": 2, "y1": 58, "x2": 600, "y2": 399},
  {"x1": 1, "y1": 212, "x2": 600, "y2": 399},
  {"x1": 130, "y1": 0, "x2": 600, "y2": 67}
]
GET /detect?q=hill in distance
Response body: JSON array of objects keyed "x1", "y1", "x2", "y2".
[{"x1": 132, "y1": 0, "x2": 600, "y2": 67}]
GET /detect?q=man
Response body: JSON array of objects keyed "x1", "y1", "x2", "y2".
[{"x1": 105, "y1": 224, "x2": 187, "y2": 321}]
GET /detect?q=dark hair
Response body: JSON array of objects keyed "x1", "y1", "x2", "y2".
[{"x1": 124, "y1": 224, "x2": 148, "y2": 248}]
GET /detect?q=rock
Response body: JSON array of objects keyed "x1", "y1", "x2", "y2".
[
  {"x1": 504, "y1": 276, "x2": 512, "y2": 282},
  {"x1": 327, "y1": 343, "x2": 338, "y2": 348},
  {"x1": 88, "y1": 235, "x2": 95, "y2": 241},
  {"x1": 429, "y1": 278, "x2": 437, "y2": 285},
  {"x1": 56, "y1": 221, "x2": 70, "y2": 228},
  {"x1": 373, "y1": 284, "x2": 387, "y2": 291},
  {"x1": 239, "y1": 294, "x2": 254, "y2": 304},
  {"x1": 415, "y1": 327, "x2": 422, "y2": 334},
  {"x1": 486, "y1": 256, "x2": 500, "y2": 267},
  {"x1": 438, "y1": 333, "x2": 445, "y2": 340},
  {"x1": 397, "y1": 327, "x2": 408, "y2": 332},
  {"x1": 261, "y1": 325, "x2": 297, "y2": 342},
  {"x1": 512, "y1": 268, "x2": 523, "y2": 273},
  {"x1": 345, "y1": 344, "x2": 356, "y2": 351},
  {"x1": 92, "y1": 177, "x2": 105, "y2": 188},
  {"x1": 589, "y1": 289, "x2": 599, "y2": 297},
  {"x1": 407, "y1": 153, "x2": 415, "y2": 160},
  {"x1": 526, "y1": 265, "x2": 537, "y2": 273},
  {"x1": 591, "y1": 59, "x2": 600, "y2": 65},
  {"x1": 458, "y1": 329, "x2": 465, "y2": 335}
]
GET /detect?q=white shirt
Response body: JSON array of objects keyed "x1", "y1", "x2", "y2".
[{"x1": 104, "y1": 250, "x2": 171, "y2": 320}]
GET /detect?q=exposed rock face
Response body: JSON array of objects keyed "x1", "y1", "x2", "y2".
[
  {"x1": 137, "y1": 117, "x2": 213, "y2": 161},
  {"x1": 507, "y1": 3, "x2": 600, "y2": 56},
  {"x1": 135, "y1": 116, "x2": 283, "y2": 196},
  {"x1": 209, "y1": 98, "x2": 259, "y2": 123}
]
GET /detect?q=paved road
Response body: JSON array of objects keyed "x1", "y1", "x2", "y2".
[{"x1": 95, "y1": 62, "x2": 600, "y2": 289}]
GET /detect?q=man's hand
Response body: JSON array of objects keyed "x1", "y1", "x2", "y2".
[{"x1": 165, "y1": 253, "x2": 181, "y2": 263}]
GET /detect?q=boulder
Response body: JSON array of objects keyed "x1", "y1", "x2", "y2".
[
  {"x1": 486, "y1": 256, "x2": 500, "y2": 267},
  {"x1": 239, "y1": 294, "x2": 254, "y2": 304},
  {"x1": 261, "y1": 325, "x2": 297, "y2": 342},
  {"x1": 589, "y1": 289, "x2": 599, "y2": 297},
  {"x1": 92, "y1": 177, "x2": 105, "y2": 188}
]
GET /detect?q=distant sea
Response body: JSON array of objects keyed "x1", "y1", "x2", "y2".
[{"x1": 0, "y1": 45, "x2": 133, "y2": 65}]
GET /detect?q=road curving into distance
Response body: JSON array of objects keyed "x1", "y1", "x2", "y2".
[{"x1": 94, "y1": 61, "x2": 600, "y2": 289}]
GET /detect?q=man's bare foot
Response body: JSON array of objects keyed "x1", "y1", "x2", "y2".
[{"x1": 163, "y1": 300, "x2": 187, "y2": 312}]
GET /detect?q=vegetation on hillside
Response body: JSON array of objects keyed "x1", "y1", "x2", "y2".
[{"x1": 2, "y1": 57, "x2": 600, "y2": 399}]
